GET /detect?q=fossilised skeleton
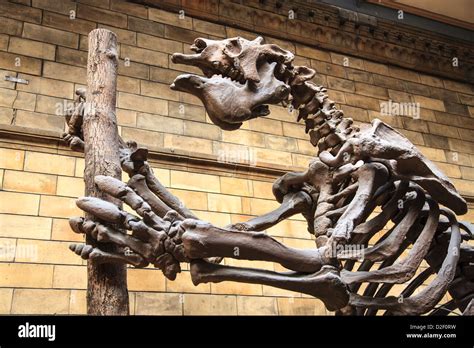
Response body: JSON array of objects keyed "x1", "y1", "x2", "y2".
[{"x1": 63, "y1": 36, "x2": 474, "y2": 315}]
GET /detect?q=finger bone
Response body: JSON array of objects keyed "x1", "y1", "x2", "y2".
[{"x1": 76, "y1": 197, "x2": 124, "y2": 224}]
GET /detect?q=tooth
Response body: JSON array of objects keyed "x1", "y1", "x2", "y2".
[{"x1": 229, "y1": 69, "x2": 239, "y2": 79}]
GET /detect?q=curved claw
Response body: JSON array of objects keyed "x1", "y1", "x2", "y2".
[
  {"x1": 61, "y1": 133, "x2": 84, "y2": 152},
  {"x1": 76, "y1": 197, "x2": 125, "y2": 224},
  {"x1": 69, "y1": 243, "x2": 147, "y2": 267},
  {"x1": 71, "y1": 189, "x2": 187, "y2": 279},
  {"x1": 70, "y1": 217, "x2": 158, "y2": 261}
]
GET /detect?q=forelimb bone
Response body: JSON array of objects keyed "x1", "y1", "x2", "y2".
[
  {"x1": 180, "y1": 219, "x2": 324, "y2": 273},
  {"x1": 190, "y1": 260, "x2": 349, "y2": 311}
]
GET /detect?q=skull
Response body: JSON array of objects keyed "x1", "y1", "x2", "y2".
[
  {"x1": 170, "y1": 36, "x2": 294, "y2": 130},
  {"x1": 170, "y1": 62, "x2": 290, "y2": 130}
]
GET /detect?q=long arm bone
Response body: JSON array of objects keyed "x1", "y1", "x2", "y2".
[
  {"x1": 69, "y1": 175, "x2": 324, "y2": 277},
  {"x1": 231, "y1": 191, "x2": 312, "y2": 232},
  {"x1": 190, "y1": 260, "x2": 349, "y2": 311},
  {"x1": 180, "y1": 219, "x2": 324, "y2": 273}
]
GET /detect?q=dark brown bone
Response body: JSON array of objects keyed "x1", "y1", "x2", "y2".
[
  {"x1": 341, "y1": 198, "x2": 439, "y2": 284},
  {"x1": 339, "y1": 186, "x2": 425, "y2": 264},
  {"x1": 329, "y1": 162, "x2": 389, "y2": 242},
  {"x1": 180, "y1": 219, "x2": 324, "y2": 273},
  {"x1": 190, "y1": 261, "x2": 349, "y2": 311},
  {"x1": 349, "y1": 210, "x2": 461, "y2": 315},
  {"x1": 170, "y1": 62, "x2": 290, "y2": 130},
  {"x1": 171, "y1": 36, "x2": 294, "y2": 83},
  {"x1": 230, "y1": 191, "x2": 312, "y2": 232}
]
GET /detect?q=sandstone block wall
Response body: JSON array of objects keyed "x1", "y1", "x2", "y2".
[{"x1": 0, "y1": 0, "x2": 472, "y2": 315}]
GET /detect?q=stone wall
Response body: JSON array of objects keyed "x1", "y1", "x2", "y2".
[{"x1": 0, "y1": 0, "x2": 473, "y2": 315}]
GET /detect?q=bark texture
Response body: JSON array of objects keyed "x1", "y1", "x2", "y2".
[{"x1": 83, "y1": 29, "x2": 129, "y2": 315}]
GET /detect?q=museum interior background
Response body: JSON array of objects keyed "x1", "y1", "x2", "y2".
[{"x1": 0, "y1": 0, "x2": 473, "y2": 315}]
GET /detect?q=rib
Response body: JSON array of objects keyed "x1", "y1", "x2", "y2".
[
  {"x1": 341, "y1": 198, "x2": 439, "y2": 284},
  {"x1": 349, "y1": 181, "x2": 409, "y2": 245},
  {"x1": 340, "y1": 186, "x2": 425, "y2": 265},
  {"x1": 329, "y1": 162, "x2": 389, "y2": 242},
  {"x1": 349, "y1": 210, "x2": 461, "y2": 315}
]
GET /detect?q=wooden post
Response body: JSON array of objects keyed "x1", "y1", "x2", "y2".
[{"x1": 83, "y1": 29, "x2": 129, "y2": 315}]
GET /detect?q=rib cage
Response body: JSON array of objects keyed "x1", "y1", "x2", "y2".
[
  {"x1": 288, "y1": 75, "x2": 474, "y2": 316},
  {"x1": 335, "y1": 179, "x2": 473, "y2": 315}
]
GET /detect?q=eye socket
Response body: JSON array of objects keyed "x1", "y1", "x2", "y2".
[{"x1": 225, "y1": 39, "x2": 242, "y2": 55}]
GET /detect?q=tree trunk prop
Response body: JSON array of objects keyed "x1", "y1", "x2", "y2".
[{"x1": 83, "y1": 29, "x2": 129, "y2": 315}]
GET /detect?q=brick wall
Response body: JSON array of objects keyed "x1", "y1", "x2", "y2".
[{"x1": 0, "y1": 0, "x2": 473, "y2": 315}]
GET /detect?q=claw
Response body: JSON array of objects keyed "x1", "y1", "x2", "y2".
[
  {"x1": 69, "y1": 243, "x2": 147, "y2": 267},
  {"x1": 76, "y1": 197, "x2": 125, "y2": 224}
]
